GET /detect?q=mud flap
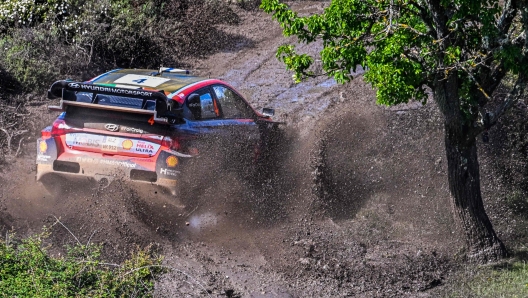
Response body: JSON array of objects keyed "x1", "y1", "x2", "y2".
[
  {"x1": 156, "y1": 150, "x2": 190, "y2": 193},
  {"x1": 36, "y1": 138, "x2": 58, "y2": 174},
  {"x1": 36, "y1": 138, "x2": 59, "y2": 184}
]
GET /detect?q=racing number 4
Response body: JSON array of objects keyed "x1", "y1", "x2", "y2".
[{"x1": 132, "y1": 78, "x2": 147, "y2": 84}]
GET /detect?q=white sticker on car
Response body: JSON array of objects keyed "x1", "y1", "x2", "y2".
[
  {"x1": 113, "y1": 74, "x2": 170, "y2": 87},
  {"x1": 65, "y1": 133, "x2": 161, "y2": 155},
  {"x1": 102, "y1": 136, "x2": 119, "y2": 152}
]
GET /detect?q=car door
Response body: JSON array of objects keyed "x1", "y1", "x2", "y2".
[
  {"x1": 211, "y1": 84, "x2": 259, "y2": 140},
  {"x1": 211, "y1": 84, "x2": 261, "y2": 166}
]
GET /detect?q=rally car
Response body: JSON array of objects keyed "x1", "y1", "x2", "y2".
[{"x1": 36, "y1": 68, "x2": 280, "y2": 195}]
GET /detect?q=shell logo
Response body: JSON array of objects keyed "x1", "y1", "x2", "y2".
[
  {"x1": 166, "y1": 156, "x2": 178, "y2": 167},
  {"x1": 39, "y1": 141, "x2": 47, "y2": 153},
  {"x1": 122, "y1": 139, "x2": 133, "y2": 150}
]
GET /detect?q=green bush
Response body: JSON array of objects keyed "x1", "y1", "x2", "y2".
[
  {"x1": 0, "y1": 0, "x2": 240, "y2": 92},
  {"x1": 1, "y1": 31, "x2": 59, "y2": 91},
  {"x1": 0, "y1": 0, "x2": 75, "y2": 29},
  {"x1": 0, "y1": 230, "x2": 163, "y2": 297}
]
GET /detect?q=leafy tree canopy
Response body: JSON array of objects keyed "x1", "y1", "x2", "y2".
[{"x1": 262, "y1": 0, "x2": 527, "y2": 125}]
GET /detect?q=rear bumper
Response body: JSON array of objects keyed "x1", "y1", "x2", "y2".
[
  {"x1": 36, "y1": 138, "x2": 188, "y2": 192},
  {"x1": 36, "y1": 164, "x2": 179, "y2": 190}
]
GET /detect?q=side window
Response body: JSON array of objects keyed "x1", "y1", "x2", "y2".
[
  {"x1": 213, "y1": 85, "x2": 254, "y2": 119},
  {"x1": 184, "y1": 87, "x2": 219, "y2": 120}
]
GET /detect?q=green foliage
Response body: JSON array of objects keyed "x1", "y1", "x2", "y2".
[
  {"x1": 261, "y1": 0, "x2": 433, "y2": 106},
  {"x1": 0, "y1": 0, "x2": 76, "y2": 29},
  {"x1": 0, "y1": 32, "x2": 63, "y2": 91},
  {"x1": 261, "y1": 0, "x2": 527, "y2": 111},
  {"x1": 0, "y1": 230, "x2": 163, "y2": 297},
  {"x1": 276, "y1": 45, "x2": 313, "y2": 83},
  {"x1": 0, "y1": 0, "x2": 240, "y2": 92}
]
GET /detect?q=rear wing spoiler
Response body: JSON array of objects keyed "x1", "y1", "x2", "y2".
[{"x1": 47, "y1": 80, "x2": 182, "y2": 124}]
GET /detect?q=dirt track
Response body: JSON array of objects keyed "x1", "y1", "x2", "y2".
[{"x1": 0, "y1": 3, "x2": 499, "y2": 297}]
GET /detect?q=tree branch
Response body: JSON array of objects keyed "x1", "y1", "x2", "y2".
[
  {"x1": 468, "y1": 73, "x2": 527, "y2": 141},
  {"x1": 407, "y1": 0, "x2": 434, "y2": 34},
  {"x1": 497, "y1": 0, "x2": 518, "y2": 35},
  {"x1": 424, "y1": 0, "x2": 448, "y2": 44}
]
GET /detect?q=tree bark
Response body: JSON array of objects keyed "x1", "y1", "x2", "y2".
[
  {"x1": 444, "y1": 127, "x2": 508, "y2": 262},
  {"x1": 436, "y1": 74, "x2": 508, "y2": 263}
]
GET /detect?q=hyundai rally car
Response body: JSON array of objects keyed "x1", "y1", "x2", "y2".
[{"x1": 36, "y1": 68, "x2": 280, "y2": 195}]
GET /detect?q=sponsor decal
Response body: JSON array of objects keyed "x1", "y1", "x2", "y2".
[
  {"x1": 99, "y1": 159, "x2": 136, "y2": 168},
  {"x1": 105, "y1": 124, "x2": 119, "y2": 132},
  {"x1": 39, "y1": 141, "x2": 47, "y2": 153},
  {"x1": 76, "y1": 157, "x2": 136, "y2": 168},
  {"x1": 122, "y1": 127, "x2": 143, "y2": 134},
  {"x1": 160, "y1": 168, "x2": 179, "y2": 177},
  {"x1": 135, "y1": 141, "x2": 155, "y2": 154},
  {"x1": 122, "y1": 139, "x2": 134, "y2": 150},
  {"x1": 68, "y1": 83, "x2": 156, "y2": 97},
  {"x1": 66, "y1": 133, "x2": 160, "y2": 154},
  {"x1": 37, "y1": 155, "x2": 51, "y2": 161},
  {"x1": 166, "y1": 156, "x2": 178, "y2": 167},
  {"x1": 72, "y1": 137, "x2": 100, "y2": 148}
]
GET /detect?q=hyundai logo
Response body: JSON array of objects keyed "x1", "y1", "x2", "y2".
[
  {"x1": 68, "y1": 83, "x2": 80, "y2": 89},
  {"x1": 104, "y1": 124, "x2": 120, "y2": 132}
]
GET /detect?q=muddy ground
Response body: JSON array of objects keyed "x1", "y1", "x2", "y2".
[{"x1": 0, "y1": 2, "x2": 524, "y2": 297}]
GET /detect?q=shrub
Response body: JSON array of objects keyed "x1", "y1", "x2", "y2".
[
  {"x1": 0, "y1": 0, "x2": 241, "y2": 92},
  {"x1": 0, "y1": 230, "x2": 164, "y2": 297},
  {"x1": 0, "y1": 0, "x2": 76, "y2": 29}
]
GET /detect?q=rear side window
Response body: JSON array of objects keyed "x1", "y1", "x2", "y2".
[
  {"x1": 184, "y1": 87, "x2": 219, "y2": 120},
  {"x1": 212, "y1": 85, "x2": 254, "y2": 119}
]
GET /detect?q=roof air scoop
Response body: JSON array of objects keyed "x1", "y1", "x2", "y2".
[{"x1": 152, "y1": 67, "x2": 190, "y2": 76}]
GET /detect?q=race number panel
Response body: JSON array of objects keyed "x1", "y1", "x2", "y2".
[{"x1": 114, "y1": 74, "x2": 170, "y2": 88}]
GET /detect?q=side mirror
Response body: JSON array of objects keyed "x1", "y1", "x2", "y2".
[{"x1": 262, "y1": 108, "x2": 275, "y2": 117}]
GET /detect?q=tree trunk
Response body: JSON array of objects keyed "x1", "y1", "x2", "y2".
[
  {"x1": 436, "y1": 73, "x2": 508, "y2": 263},
  {"x1": 444, "y1": 127, "x2": 508, "y2": 262}
]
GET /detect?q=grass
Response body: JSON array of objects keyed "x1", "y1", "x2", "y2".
[
  {"x1": 0, "y1": 229, "x2": 164, "y2": 297},
  {"x1": 447, "y1": 260, "x2": 528, "y2": 298}
]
